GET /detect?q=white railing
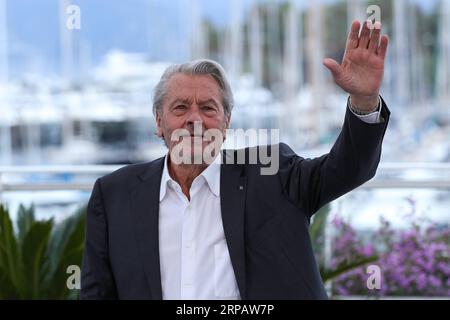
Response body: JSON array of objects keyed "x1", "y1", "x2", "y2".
[
  {"x1": 0, "y1": 163, "x2": 450, "y2": 195},
  {"x1": 0, "y1": 165, "x2": 121, "y2": 192}
]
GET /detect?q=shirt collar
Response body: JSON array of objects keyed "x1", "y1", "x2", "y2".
[
  {"x1": 200, "y1": 153, "x2": 221, "y2": 197},
  {"x1": 159, "y1": 152, "x2": 222, "y2": 202}
]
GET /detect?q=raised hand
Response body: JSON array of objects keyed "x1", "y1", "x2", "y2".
[{"x1": 323, "y1": 20, "x2": 389, "y2": 111}]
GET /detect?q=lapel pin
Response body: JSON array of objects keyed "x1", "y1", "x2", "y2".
[{"x1": 239, "y1": 186, "x2": 244, "y2": 190}]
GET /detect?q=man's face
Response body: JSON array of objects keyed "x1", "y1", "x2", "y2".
[{"x1": 156, "y1": 73, "x2": 231, "y2": 164}]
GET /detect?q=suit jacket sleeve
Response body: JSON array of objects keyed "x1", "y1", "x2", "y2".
[
  {"x1": 81, "y1": 178, "x2": 118, "y2": 299},
  {"x1": 278, "y1": 96, "x2": 390, "y2": 218}
]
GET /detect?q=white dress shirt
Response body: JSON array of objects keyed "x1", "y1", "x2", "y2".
[
  {"x1": 158, "y1": 100, "x2": 383, "y2": 300},
  {"x1": 158, "y1": 153, "x2": 240, "y2": 300}
]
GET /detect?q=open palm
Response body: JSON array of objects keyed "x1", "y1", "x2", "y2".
[{"x1": 324, "y1": 20, "x2": 389, "y2": 108}]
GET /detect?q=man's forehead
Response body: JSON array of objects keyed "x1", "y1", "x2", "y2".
[{"x1": 166, "y1": 74, "x2": 221, "y2": 95}]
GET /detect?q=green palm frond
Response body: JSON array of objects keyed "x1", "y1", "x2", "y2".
[{"x1": 0, "y1": 204, "x2": 86, "y2": 299}]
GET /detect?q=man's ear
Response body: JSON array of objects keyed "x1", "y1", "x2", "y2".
[
  {"x1": 222, "y1": 114, "x2": 231, "y2": 142},
  {"x1": 225, "y1": 114, "x2": 231, "y2": 129},
  {"x1": 155, "y1": 111, "x2": 163, "y2": 137}
]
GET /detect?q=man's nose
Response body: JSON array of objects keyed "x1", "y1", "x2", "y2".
[{"x1": 186, "y1": 106, "x2": 202, "y2": 124}]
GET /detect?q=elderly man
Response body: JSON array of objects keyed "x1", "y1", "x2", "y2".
[{"x1": 81, "y1": 20, "x2": 390, "y2": 299}]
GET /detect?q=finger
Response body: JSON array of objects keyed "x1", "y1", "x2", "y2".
[
  {"x1": 377, "y1": 35, "x2": 389, "y2": 59},
  {"x1": 358, "y1": 20, "x2": 371, "y2": 49},
  {"x1": 323, "y1": 58, "x2": 341, "y2": 79},
  {"x1": 368, "y1": 21, "x2": 382, "y2": 52},
  {"x1": 346, "y1": 20, "x2": 360, "y2": 49}
]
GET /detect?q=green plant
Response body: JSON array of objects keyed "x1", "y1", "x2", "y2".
[{"x1": 0, "y1": 204, "x2": 86, "y2": 299}]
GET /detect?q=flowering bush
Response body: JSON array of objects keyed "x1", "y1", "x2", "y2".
[{"x1": 330, "y1": 215, "x2": 450, "y2": 297}]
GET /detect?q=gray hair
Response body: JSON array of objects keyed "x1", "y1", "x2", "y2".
[{"x1": 152, "y1": 59, "x2": 234, "y2": 117}]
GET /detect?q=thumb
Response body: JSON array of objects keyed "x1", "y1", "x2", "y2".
[{"x1": 323, "y1": 58, "x2": 341, "y2": 80}]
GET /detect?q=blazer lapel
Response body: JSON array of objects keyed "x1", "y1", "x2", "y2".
[
  {"x1": 131, "y1": 158, "x2": 164, "y2": 300},
  {"x1": 220, "y1": 150, "x2": 247, "y2": 299}
]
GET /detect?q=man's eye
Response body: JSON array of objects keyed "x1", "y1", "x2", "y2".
[
  {"x1": 202, "y1": 106, "x2": 215, "y2": 111},
  {"x1": 175, "y1": 105, "x2": 187, "y2": 110}
]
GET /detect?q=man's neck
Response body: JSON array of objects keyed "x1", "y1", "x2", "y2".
[{"x1": 168, "y1": 159, "x2": 208, "y2": 201}]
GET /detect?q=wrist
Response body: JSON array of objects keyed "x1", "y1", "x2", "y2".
[{"x1": 349, "y1": 94, "x2": 379, "y2": 112}]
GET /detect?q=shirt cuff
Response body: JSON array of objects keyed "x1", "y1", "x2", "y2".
[{"x1": 348, "y1": 96, "x2": 383, "y2": 124}]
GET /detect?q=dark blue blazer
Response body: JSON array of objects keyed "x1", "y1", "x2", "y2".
[{"x1": 81, "y1": 101, "x2": 390, "y2": 299}]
